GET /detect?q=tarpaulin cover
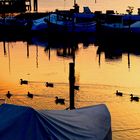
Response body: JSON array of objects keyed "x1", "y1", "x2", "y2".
[{"x1": 0, "y1": 104, "x2": 112, "y2": 140}]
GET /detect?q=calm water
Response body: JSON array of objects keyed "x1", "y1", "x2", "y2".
[
  {"x1": 1, "y1": 0, "x2": 140, "y2": 139},
  {"x1": 1, "y1": 33, "x2": 140, "y2": 139}
]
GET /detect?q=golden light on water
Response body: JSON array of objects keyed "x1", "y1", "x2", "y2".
[
  {"x1": 1, "y1": 27, "x2": 140, "y2": 140},
  {"x1": 1, "y1": 40, "x2": 140, "y2": 92},
  {"x1": 1, "y1": 0, "x2": 140, "y2": 139}
]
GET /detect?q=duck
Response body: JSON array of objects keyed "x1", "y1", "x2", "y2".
[
  {"x1": 46, "y1": 82, "x2": 54, "y2": 87},
  {"x1": 6, "y1": 91, "x2": 12, "y2": 99},
  {"x1": 115, "y1": 90, "x2": 123, "y2": 96},
  {"x1": 27, "y1": 92, "x2": 33, "y2": 98},
  {"x1": 74, "y1": 85, "x2": 80, "y2": 90},
  {"x1": 20, "y1": 79, "x2": 28, "y2": 85},
  {"x1": 55, "y1": 96, "x2": 65, "y2": 105},
  {"x1": 130, "y1": 94, "x2": 139, "y2": 102}
]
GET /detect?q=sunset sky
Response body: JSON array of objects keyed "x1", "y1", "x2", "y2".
[{"x1": 37, "y1": 0, "x2": 140, "y2": 14}]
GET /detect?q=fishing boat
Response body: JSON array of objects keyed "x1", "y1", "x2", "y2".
[
  {"x1": 31, "y1": 16, "x2": 48, "y2": 32},
  {"x1": 43, "y1": 4, "x2": 96, "y2": 34},
  {"x1": 0, "y1": 16, "x2": 28, "y2": 33},
  {"x1": 100, "y1": 14, "x2": 129, "y2": 33},
  {"x1": 100, "y1": 14, "x2": 140, "y2": 34},
  {"x1": 129, "y1": 21, "x2": 140, "y2": 33}
]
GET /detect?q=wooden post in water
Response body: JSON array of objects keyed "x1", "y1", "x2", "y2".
[
  {"x1": 128, "y1": 52, "x2": 130, "y2": 69},
  {"x1": 69, "y1": 63, "x2": 75, "y2": 110},
  {"x1": 3, "y1": 41, "x2": 6, "y2": 55},
  {"x1": 27, "y1": 42, "x2": 29, "y2": 58}
]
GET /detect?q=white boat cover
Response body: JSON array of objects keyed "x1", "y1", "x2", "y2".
[
  {"x1": 131, "y1": 21, "x2": 140, "y2": 27},
  {"x1": 31, "y1": 17, "x2": 48, "y2": 31},
  {"x1": 129, "y1": 21, "x2": 140, "y2": 33},
  {"x1": 0, "y1": 104, "x2": 112, "y2": 140}
]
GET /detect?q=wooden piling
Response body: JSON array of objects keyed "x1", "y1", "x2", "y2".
[
  {"x1": 3, "y1": 41, "x2": 6, "y2": 55},
  {"x1": 27, "y1": 42, "x2": 29, "y2": 58},
  {"x1": 69, "y1": 63, "x2": 75, "y2": 110}
]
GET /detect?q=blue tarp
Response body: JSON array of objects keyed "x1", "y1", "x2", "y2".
[{"x1": 0, "y1": 104, "x2": 112, "y2": 140}]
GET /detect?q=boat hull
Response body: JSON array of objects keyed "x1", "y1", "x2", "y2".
[{"x1": 47, "y1": 21, "x2": 96, "y2": 33}]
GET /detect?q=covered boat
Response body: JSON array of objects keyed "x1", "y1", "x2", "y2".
[
  {"x1": 0, "y1": 16, "x2": 28, "y2": 33},
  {"x1": 100, "y1": 14, "x2": 140, "y2": 34},
  {"x1": 46, "y1": 12, "x2": 96, "y2": 33},
  {"x1": 0, "y1": 103, "x2": 111, "y2": 140},
  {"x1": 31, "y1": 5, "x2": 96, "y2": 34},
  {"x1": 33, "y1": 5, "x2": 96, "y2": 34},
  {"x1": 100, "y1": 14, "x2": 129, "y2": 33},
  {"x1": 31, "y1": 16, "x2": 48, "y2": 32},
  {"x1": 130, "y1": 21, "x2": 140, "y2": 33}
]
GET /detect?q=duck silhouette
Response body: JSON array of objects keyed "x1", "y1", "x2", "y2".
[
  {"x1": 6, "y1": 91, "x2": 12, "y2": 99},
  {"x1": 46, "y1": 82, "x2": 54, "y2": 87},
  {"x1": 55, "y1": 96, "x2": 65, "y2": 105},
  {"x1": 130, "y1": 94, "x2": 139, "y2": 102},
  {"x1": 20, "y1": 79, "x2": 28, "y2": 85},
  {"x1": 27, "y1": 92, "x2": 33, "y2": 98},
  {"x1": 115, "y1": 90, "x2": 123, "y2": 96}
]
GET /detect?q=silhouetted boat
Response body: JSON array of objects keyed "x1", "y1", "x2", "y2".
[
  {"x1": 100, "y1": 15, "x2": 129, "y2": 33},
  {"x1": 46, "y1": 11, "x2": 96, "y2": 33},
  {"x1": 0, "y1": 16, "x2": 28, "y2": 33},
  {"x1": 31, "y1": 16, "x2": 48, "y2": 32},
  {"x1": 130, "y1": 21, "x2": 140, "y2": 33},
  {"x1": 100, "y1": 14, "x2": 140, "y2": 34},
  {"x1": 31, "y1": 5, "x2": 96, "y2": 34}
]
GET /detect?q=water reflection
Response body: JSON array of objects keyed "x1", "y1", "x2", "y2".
[
  {"x1": 96, "y1": 33, "x2": 140, "y2": 56},
  {"x1": 1, "y1": 32, "x2": 140, "y2": 70},
  {"x1": 30, "y1": 34, "x2": 96, "y2": 56},
  {"x1": 26, "y1": 32, "x2": 140, "y2": 68},
  {"x1": 95, "y1": 33, "x2": 140, "y2": 69},
  {"x1": 1, "y1": 33, "x2": 140, "y2": 140},
  {"x1": 1, "y1": 32, "x2": 140, "y2": 65}
]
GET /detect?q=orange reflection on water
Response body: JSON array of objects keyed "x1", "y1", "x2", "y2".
[
  {"x1": 1, "y1": 41, "x2": 140, "y2": 93},
  {"x1": 1, "y1": 39, "x2": 140, "y2": 140},
  {"x1": 0, "y1": 41, "x2": 72, "y2": 94}
]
